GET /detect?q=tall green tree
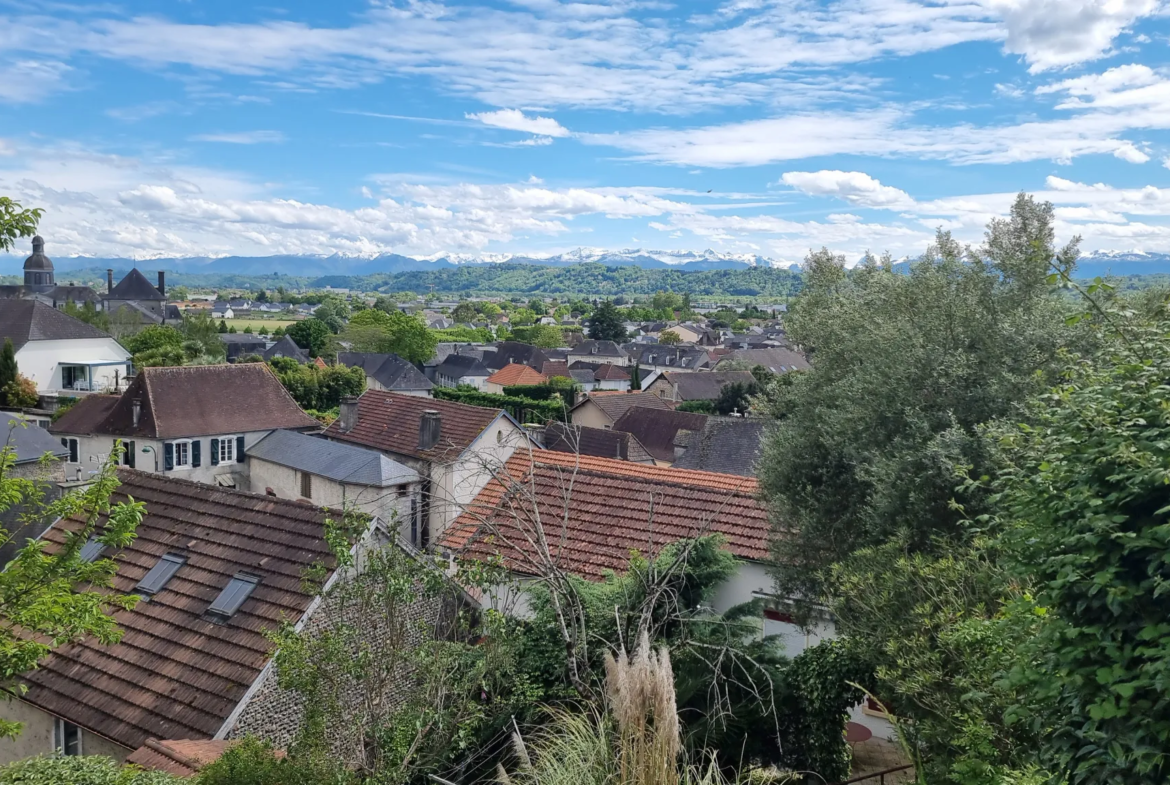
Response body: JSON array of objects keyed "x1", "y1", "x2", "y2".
[
  {"x1": 450, "y1": 301, "x2": 477, "y2": 323},
  {"x1": 0, "y1": 340, "x2": 16, "y2": 405},
  {"x1": 0, "y1": 198, "x2": 41, "y2": 252},
  {"x1": 587, "y1": 300, "x2": 628, "y2": 342},
  {"x1": 761, "y1": 194, "x2": 1085, "y2": 604},
  {"x1": 286, "y1": 318, "x2": 334, "y2": 359},
  {"x1": 340, "y1": 309, "x2": 436, "y2": 363}
]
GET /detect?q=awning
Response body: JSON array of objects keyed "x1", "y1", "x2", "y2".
[{"x1": 213, "y1": 474, "x2": 238, "y2": 488}]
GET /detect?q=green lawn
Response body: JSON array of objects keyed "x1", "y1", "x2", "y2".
[{"x1": 225, "y1": 317, "x2": 297, "y2": 331}]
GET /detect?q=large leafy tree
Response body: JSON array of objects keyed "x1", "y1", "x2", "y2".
[
  {"x1": 587, "y1": 300, "x2": 627, "y2": 342},
  {"x1": 761, "y1": 194, "x2": 1085, "y2": 603},
  {"x1": 340, "y1": 309, "x2": 436, "y2": 363},
  {"x1": 0, "y1": 341, "x2": 16, "y2": 402},
  {"x1": 287, "y1": 318, "x2": 334, "y2": 359},
  {"x1": 0, "y1": 448, "x2": 145, "y2": 738},
  {"x1": 0, "y1": 197, "x2": 41, "y2": 252}
]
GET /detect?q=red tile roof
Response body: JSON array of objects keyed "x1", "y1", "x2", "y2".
[
  {"x1": 51, "y1": 364, "x2": 318, "y2": 439},
  {"x1": 541, "y1": 361, "x2": 569, "y2": 379},
  {"x1": 126, "y1": 739, "x2": 233, "y2": 777},
  {"x1": 487, "y1": 363, "x2": 548, "y2": 387},
  {"x1": 439, "y1": 449, "x2": 768, "y2": 580},
  {"x1": 323, "y1": 389, "x2": 504, "y2": 462},
  {"x1": 593, "y1": 363, "x2": 630, "y2": 381},
  {"x1": 21, "y1": 470, "x2": 338, "y2": 751}
]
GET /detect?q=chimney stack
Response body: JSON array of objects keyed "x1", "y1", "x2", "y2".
[
  {"x1": 338, "y1": 396, "x2": 360, "y2": 433},
  {"x1": 419, "y1": 410, "x2": 442, "y2": 451},
  {"x1": 132, "y1": 398, "x2": 142, "y2": 429},
  {"x1": 157, "y1": 271, "x2": 166, "y2": 297},
  {"x1": 106, "y1": 269, "x2": 114, "y2": 295}
]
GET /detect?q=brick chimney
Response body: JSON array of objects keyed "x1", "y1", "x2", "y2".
[
  {"x1": 419, "y1": 410, "x2": 441, "y2": 451},
  {"x1": 338, "y1": 396, "x2": 359, "y2": 433}
]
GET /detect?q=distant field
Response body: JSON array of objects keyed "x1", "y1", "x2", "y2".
[{"x1": 223, "y1": 317, "x2": 297, "y2": 331}]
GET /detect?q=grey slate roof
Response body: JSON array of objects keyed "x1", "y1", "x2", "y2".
[
  {"x1": 716, "y1": 347, "x2": 809, "y2": 374},
  {"x1": 1, "y1": 414, "x2": 69, "y2": 464},
  {"x1": 653, "y1": 371, "x2": 757, "y2": 401},
  {"x1": 247, "y1": 429, "x2": 419, "y2": 487},
  {"x1": 339, "y1": 352, "x2": 433, "y2": 391},
  {"x1": 628, "y1": 344, "x2": 711, "y2": 369},
  {"x1": 570, "y1": 340, "x2": 626, "y2": 358},
  {"x1": 435, "y1": 353, "x2": 490, "y2": 379},
  {"x1": 264, "y1": 335, "x2": 309, "y2": 363},
  {"x1": 484, "y1": 342, "x2": 550, "y2": 372},
  {"x1": 105, "y1": 269, "x2": 164, "y2": 301},
  {"x1": 542, "y1": 422, "x2": 654, "y2": 463},
  {"x1": 0, "y1": 300, "x2": 112, "y2": 350},
  {"x1": 673, "y1": 417, "x2": 767, "y2": 477}
]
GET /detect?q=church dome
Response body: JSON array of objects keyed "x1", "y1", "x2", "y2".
[{"x1": 23, "y1": 236, "x2": 53, "y2": 271}]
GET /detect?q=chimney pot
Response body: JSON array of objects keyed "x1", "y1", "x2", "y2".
[
  {"x1": 106, "y1": 269, "x2": 114, "y2": 295},
  {"x1": 338, "y1": 396, "x2": 360, "y2": 433},
  {"x1": 157, "y1": 271, "x2": 166, "y2": 297},
  {"x1": 419, "y1": 410, "x2": 442, "y2": 451},
  {"x1": 132, "y1": 398, "x2": 142, "y2": 429}
]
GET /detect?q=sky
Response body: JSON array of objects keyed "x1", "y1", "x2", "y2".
[{"x1": 1, "y1": 0, "x2": 1169, "y2": 263}]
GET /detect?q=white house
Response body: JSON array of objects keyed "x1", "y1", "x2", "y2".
[
  {"x1": 50, "y1": 364, "x2": 319, "y2": 487},
  {"x1": 321, "y1": 391, "x2": 532, "y2": 545},
  {"x1": 440, "y1": 449, "x2": 896, "y2": 741},
  {"x1": 0, "y1": 301, "x2": 131, "y2": 395}
]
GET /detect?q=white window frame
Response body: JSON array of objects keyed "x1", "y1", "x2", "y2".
[
  {"x1": 218, "y1": 436, "x2": 237, "y2": 464},
  {"x1": 53, "y1": 717, "x2": 82, "y2": 756},
  {"x1": 173, "y1": 439, "x2": 192, "y2": 469}
]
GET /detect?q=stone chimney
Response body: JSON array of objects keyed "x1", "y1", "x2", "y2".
[
  {"x1": 132, "y1": 398, "x2": 142, "y2": 429},
  {"x1": 419, "y1": 410, "x2": 442, "y2": 451},
  {"x1": 157, "y1": 271, "x2": 166, "y2": 297},
  {"x1": 106, "y1": 269, "x2": 114, "y2": 294},
  {"x1": 338, "y1": 396, "x2": 360, "y2": 433}
]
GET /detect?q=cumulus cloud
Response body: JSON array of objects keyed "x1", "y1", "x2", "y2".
[
  {"x1": 990, "y1": 0, "x2": 1160, "y2": 72},
  {"x1": 1113, "y1": 141, "x2": 1150, "y2": 163},
  {"x1": 780, "y1": 171, "x2": 916, "y2": 210},
  {"x1": 0, "y1": 59, "x2": 71, "y2": 103},
  {"x1": 189, "y1": 130, "x2": 286, "y2": 144},
  {"x1": 466, "y1": 109, "x2": 570, "y2": 137}
]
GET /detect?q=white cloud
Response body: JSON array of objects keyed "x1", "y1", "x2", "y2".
[
  {"x1": 989, "y1": 0, "x2": 1161, "y2": 72},
  {"x1": 0, "y1": 59, "x2": 71, "y2": 102},
  {"x1": 1113, "y1": 141, "x2": 1150, "y2": 163},
  {"x1": 780, "y1": 171, "x2": 916, "y2": 210},
  {"x1": 189, "y1": 130, "x2": 286, "y2": 144},
  {"x1": 466, "y1": 109, "x2": 570, "y2": 137}
]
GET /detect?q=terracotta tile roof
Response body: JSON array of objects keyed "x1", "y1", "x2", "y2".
[
  {"x1": 541, "y1": 361, "x2": 569, "y2": 379},
  {"x1": 542, "y1": 422, "x2": 654, "y2": 464},
  {"x1": 571, "y1": 391, "x2": 672, "y2": 423},
  {"x1": 50, "y1": 395, "x2": 121, "y2": 435},
  {"x1": 21, "y1": 470, "x2": 338, "y2": 751},
  {"x1": 612, "y1": 407, "x2": 710, "y2": 463},
  {"x1": 126, "y1": 738, "x2": 233, "y2": 777},
  {"x1": 439, "y1": 449, "x2": 767, "y2": 580},
  {"x1": 50, "y1": 364, "x2": 319, "y2": 439},
  {"x1": 487, "y1": 363, "x2": 548, "y2": 387},
  {"x1": 323, "y1": 389, "x2": 503, "y2": 462}
]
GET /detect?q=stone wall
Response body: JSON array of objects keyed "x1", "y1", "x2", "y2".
[{"x1": 226, "y1": 538, "x2": 454, "y2": 764}]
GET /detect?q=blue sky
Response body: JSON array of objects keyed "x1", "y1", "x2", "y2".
[{"x1": 0, "y1": 0, "x2": 1168, "y2": 262}]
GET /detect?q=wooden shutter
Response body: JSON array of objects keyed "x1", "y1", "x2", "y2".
[
  {"x1": 300, "y1": 472, "x2": 312, "y2": 499},
  {"x1": 236, "y1": 435, "x2": 246, "y2": 463},
  {"x1": 164, "y1": 442, "x2": 174, "y2": 471},
  {"x1": 210, "y1": 438, "x2": 219, "y2": 465},
  {"x1": 191, "y1": 439, "x2": 201, "y2": 468}
]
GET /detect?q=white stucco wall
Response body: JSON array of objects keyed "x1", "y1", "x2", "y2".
[
  {"x1": 16, "y1": 338, "x2": 131, "y2": 394},
  {"x1": 365, "y1": 376, "x2": 431, "y2": 397},
  {"x1": 56, "y1": 430, "x2": 274, "y2": 487},
  {"x1": 247, "y1": 456, "x2": 424, "y2": 547},
  {"x1": 0, "y1": 701, "x2": 130, "y2": 765},
  {"x1": 569, "y1": 401, "x2": 613, "y2": 430}
]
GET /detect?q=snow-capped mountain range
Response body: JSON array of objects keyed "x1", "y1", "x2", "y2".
[{"x1": 1, "y1": 246, "x2": 1167, "y2": 278}]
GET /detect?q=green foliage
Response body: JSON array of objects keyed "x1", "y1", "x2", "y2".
[
  {"x1": 450, "y1": 301, "x2": 477, "y2": 323},
  {"x1": 503, "y1": 376, "x2": 578, "y2": 406},
  {"x1": 312, "y1": 296, "x2": 348, "y2": 334},
  {"x1": 512, "y1": 307, "x2": 537, "y2": 326},
  {"x1": 341, "y1": 309, "x2": 437, "y2": 363},
  {"x1": 677, "y1": 400, "x2": 715, "y2": 414},
  {"x1": 432, "y1": 385, "x2": 567, "y2": 423},
  {"x1": 269, "y1": 359, "x2": 364, "y2": 411},
  {"x1": 63, "y1": 301, "x2": 110, "y2": 331},
  {"x1": 123, "y1": 325, "x2": 183, "y2": 356},
  {"x1": 433, "y1": 325, "x2": 494, "y2": 343},
  {"x1": 0, "y1": 197, "x2": 42, "y2": 252},
  {"x1": 510, "y1": 324, "x2": 565, "y2": 348},
  {"x1": 762, "y1": 195, "x2": 1087, "y2": 605},
  {"x1": 1, "y1": 375, "x2": 38, "y2": 408},
  {"x1": 712, "y1": 381, "x2": 758, "y2": 416},
  {"x1": 658, "y1": 330, "x2": 681, "y2": 345},
  {"x1": 986, "y1": 310, "x2": 1170, "y2": 784},
  {"x1": 0, "y1": 449, "x2": 145, "y2": 739},
  {"x1": 631, "y1": 361, "x2": 642, "y2": 391},
  {"x1": 179, "y1": 312, "x2": 226, "y2": 361},
  {"x1": 195, "y1": 737, "x2": 350, "y2": 785},
  {"x1": 0, "y1": 755, "x2": 182, "y2": 785},
  {"x1": 0, "y1": 340, "x2": 16, "y2": 403},
  {"x1": 286, "y1": 318, "x2": 333, "y2": 358},
  {"x1": 588, "y1": 300, "x2": 628, "y2": 342}
]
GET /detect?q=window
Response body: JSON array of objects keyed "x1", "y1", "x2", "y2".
[
  {"x1": 60, "y1": 437, "x2": 79, "y2": 463},
  {"x1": 207, "y1": 573, "x2": 260, "y2": 623},
  {"x1": 300, "y1": 471, "x2": 312, "y2": 499},
  {"x1": 135, "y1": 553, "x2": 186, "y2": 597},
  {"x1": 78, "y1": 537, "x2": 104, "y2": 563},
  {"x1": 397, "y1": 485, "x2": 409, "y2": 498},
  {"x1": 218, "y1": 437, "x2": 235, "y2": 463},
  {"x1": 54, "y1": 718, "x2": 82, "y2": 756},
  {"x1": 174, "y1": 440, "x2": 189, "y2": 468},
  {"x1": 117, "y1": 440, "x2": 135, "y2": 468}
]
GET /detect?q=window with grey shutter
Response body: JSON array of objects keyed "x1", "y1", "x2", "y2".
[
  {"x1": 210, "y1": 437, "x2": 220, "y2": 465},
  {"x1": 235, "y1": 435, "x2": 245, "y2": 462}
]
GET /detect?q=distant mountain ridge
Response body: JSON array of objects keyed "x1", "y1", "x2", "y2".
[{"x1": 0, "y1": 247, "x2": 1166, "y2": 279}]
